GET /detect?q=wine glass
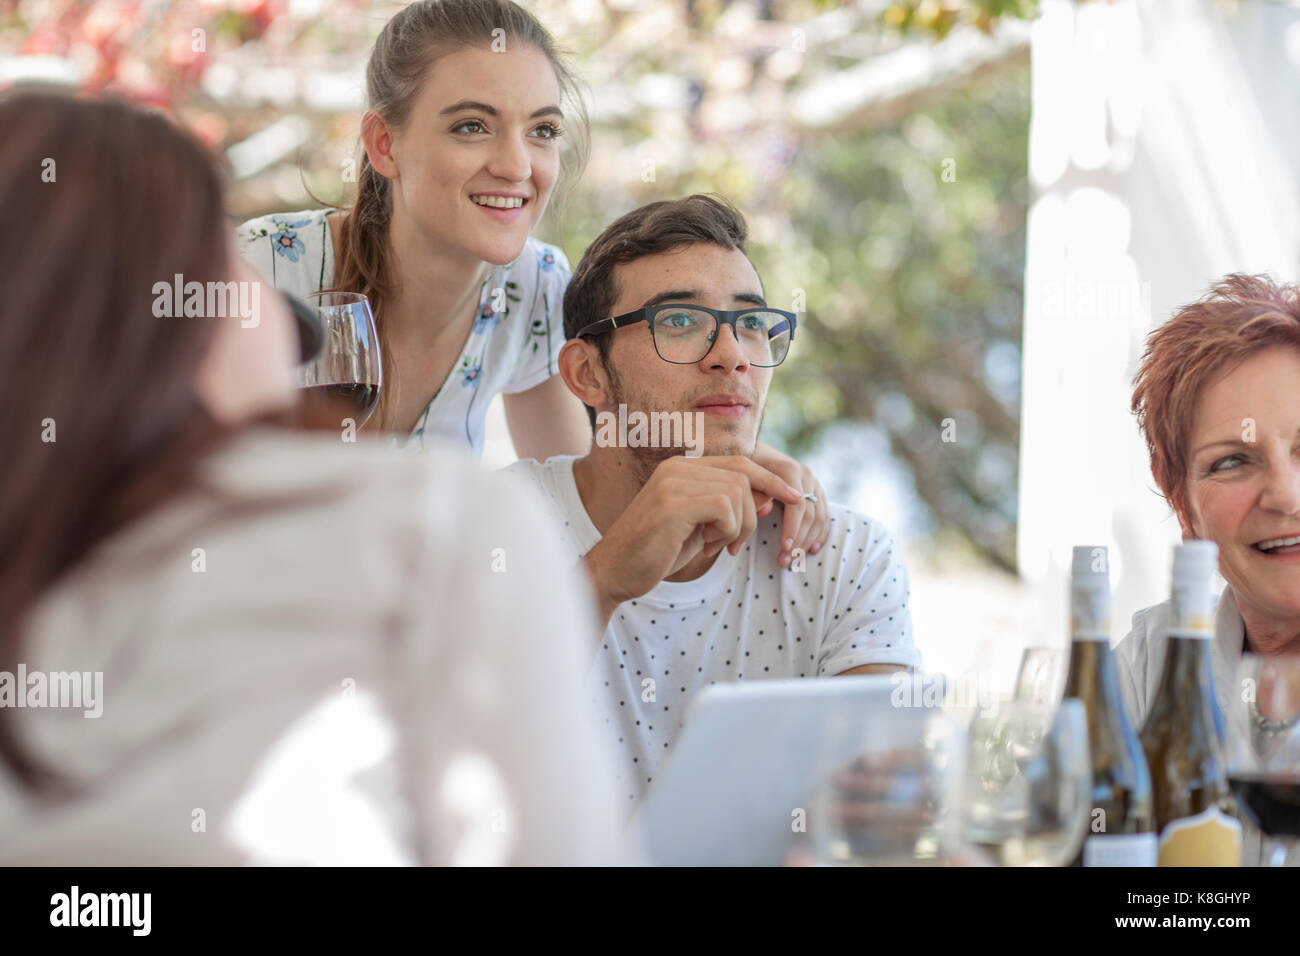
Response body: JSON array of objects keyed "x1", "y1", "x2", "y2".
[
  {"x1": 1014, "y1": 647, "x2": 1067, "y2": 706},
  {"x1": 1227, "y1": 654, "x2": 1300, "y2": 866},
  {"x1": 961, "y1": 699, "x2": 1091, "y2": 865},
  {"x1": 296, "y1": 291, "x2": 382, "y2": 430},
  {"x1": 808, "y1": 700, "x2": 969, "y2": 865}
]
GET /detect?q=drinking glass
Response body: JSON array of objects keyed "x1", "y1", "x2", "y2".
[
  {"x1": 296, "y1": 291, "x2": 382, "y2": 429},
  {"x1": 1014, "y1": 647, "x2": 1067, "y2": 706},
  {"x1": 961, "y1": 699, "x2": 1091, "y2": 865},
  {"x1": 1226, "y1": 654, "x2": 1300, "y2": 866},
  {"x1": 808, "y1": 697, "x2": 968, "y2": 865}
]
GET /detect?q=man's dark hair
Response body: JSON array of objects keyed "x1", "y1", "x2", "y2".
[{"x1": 563, "y1": 194, "x2": 751, "y2": 426}]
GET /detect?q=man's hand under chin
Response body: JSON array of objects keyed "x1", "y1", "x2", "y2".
[{"x1": 580, "y1": 455, "x2": 803, "y2": 635}]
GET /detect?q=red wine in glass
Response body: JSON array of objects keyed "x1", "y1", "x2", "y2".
[
  {"x1": 296, "y1": 292, "x2": 382, "y2": 430},
  {"x1": 1227, "y1": 654, "x2": 1300, "y2": 863},
  {"x1": 1229, "y1": 774, "x2": 1300, "y2": 837},
  {"x1": 299, "y1": 383, "x2": 380, "y2": 430}
]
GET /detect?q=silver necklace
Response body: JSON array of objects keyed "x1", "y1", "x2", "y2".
[{"x1": 1249, "y1": 696, "x2": 1300, "y2": 735}]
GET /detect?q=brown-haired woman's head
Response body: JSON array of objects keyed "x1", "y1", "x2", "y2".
[
  {"x1": 329, "y1": 0, "x2": 588, "y2": 426},
  {"x1": 1131, "y1": 273, "x2": 1300, "y2": 642},
  {"x1": 0, "y1": 86, "x2": 296, "y2": 785}
]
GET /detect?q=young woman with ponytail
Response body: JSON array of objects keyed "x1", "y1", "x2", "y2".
[{"x1": 241, "y1": 0, "x2": 833, "y2": 562}]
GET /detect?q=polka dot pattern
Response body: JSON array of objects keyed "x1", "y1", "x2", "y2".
[{"x1": 506, "y1": 455, "x2": 921, "y2": 806}]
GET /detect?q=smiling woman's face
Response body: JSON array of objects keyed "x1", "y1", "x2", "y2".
[
  {"x1": 1183, "y1": 346, "x2": 1300, "y2": 633},
  {"x1": 387, "y1": 43, "x2": 562, "y2": 266}
]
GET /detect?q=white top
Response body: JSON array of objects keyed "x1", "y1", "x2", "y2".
[
  {"x1": 504, "y1": 455, "x2": 922, "y2": 805},
  {"x1": 1114, "y1": 586, "x2": 1243, "y2": 730},
  {"x1": 235, "y1": 209, "x2": 570, "y2": 456},
  {"x1": 0, "y1": 429, "x2": 628, "y2": 865}
]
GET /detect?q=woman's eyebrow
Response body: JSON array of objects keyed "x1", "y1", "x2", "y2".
[
  {"x1": 1195, "y1": 425, "x2": 1300, "y2": 457},
  {"x1": 1194, "y1": 439, "x2": 1245, "y2": 457},
  {"x1": 440, "y1": 99, "x2": 562, "y2": 119}
]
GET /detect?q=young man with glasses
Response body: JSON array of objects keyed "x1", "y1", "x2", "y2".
[{"x1": 505, "y1": 195, "x2": 919, "y2": 805}]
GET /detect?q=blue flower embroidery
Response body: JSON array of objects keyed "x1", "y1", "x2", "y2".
[
  {"x1": 461, "y1": 364, "x2": 482, "y2": 388},
  {"x1": 539, "y1": 249, "x2": 557, "y2": 272},
  {"x1": 272, "y1": 230, "x2": 304, "y2": 261},
  {"x1": 473, "y1": 301, "x2": 499, "y2": 334},
  {"x1": 269, "y1": 217, "x2": 313, "y2": 262}
]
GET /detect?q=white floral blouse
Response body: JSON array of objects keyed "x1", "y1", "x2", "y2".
[{"x1": 236, "y1": 208, "x2": 570, "y2": 456}]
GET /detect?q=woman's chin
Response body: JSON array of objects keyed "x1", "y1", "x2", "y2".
[{"x1": 469, "y1": 232, "x2": 531, "y2": 267}]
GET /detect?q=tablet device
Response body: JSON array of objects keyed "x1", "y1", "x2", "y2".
[{"x1": 633, "y1": 674, "x2": 942, "y2": 866}]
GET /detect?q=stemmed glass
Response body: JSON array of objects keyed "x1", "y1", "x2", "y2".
[
  {"x1": 296, "y1": 291, "x2": 382, "y2": 430},
  {"x1": 1227, "y1": 654, "x2": 1300, "y2": 866},
  {"x1": 1014, "y1": 647, "x2": 1067, "y2": 706},
  {"x1": 961, "y1": 699, "x2": 1091, "y2": 866},
  {"x1": 808, "y1": 701, "x2": 968, "y2": 866}
]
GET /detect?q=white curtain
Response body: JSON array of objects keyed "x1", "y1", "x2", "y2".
[{"x1": 1019, "y1": 0, "x2": 1300, "y2": 644}]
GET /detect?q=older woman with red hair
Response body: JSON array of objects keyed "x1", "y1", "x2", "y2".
[{"x1": 1118, "y1": 273, "x2": 1300, "y2": 726}]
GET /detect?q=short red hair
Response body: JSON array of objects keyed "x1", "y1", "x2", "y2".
[{"x1": 1131, "y1": 273, "x2": 1300, "y2": 530}]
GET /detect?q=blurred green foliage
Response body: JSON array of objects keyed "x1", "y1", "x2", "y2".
[
  {"x1": 881, "y1": 0, "x2": 1040, "y2": 39},
  {"x1": 552, "y1": 57, "x2": 1029, "y2": 570},
  {"x1": 772, "y1": 65, "x2": 1029, "y2": 571},
  {"x1": 2, "y1": 0, "x2": 1032, "y2": 568}
]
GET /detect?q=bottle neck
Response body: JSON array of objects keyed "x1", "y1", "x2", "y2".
[
  {"x1": 1152, "y1": 634, "x2": 1216, "y2": 718},
  {"x1": 1064, "y1": 638, "x2": 1123, "y2": 702}
]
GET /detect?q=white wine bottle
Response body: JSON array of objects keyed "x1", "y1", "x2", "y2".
[
  {"x1": 1139, "y1": 540, "x2": 1242, "y2": 866},
  {"x1": 1063, "y1": 546, "x2": 1156, "y2": 866}
]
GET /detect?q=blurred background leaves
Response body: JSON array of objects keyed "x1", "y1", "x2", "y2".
[{"x1": 2, "y1": 0, "x2": 1039, "y2": 570}]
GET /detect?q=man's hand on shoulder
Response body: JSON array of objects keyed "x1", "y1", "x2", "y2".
[{"x1": 582, "y1": 455, "x2": 802, "y2": 631}]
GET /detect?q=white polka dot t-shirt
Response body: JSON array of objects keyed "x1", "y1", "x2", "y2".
[
  {"x1": 504, "y1": 455, "x2": 921, "y2": 806},
  {"x1": 236, "y1": 208, "x2": 569, "y2": 457}
]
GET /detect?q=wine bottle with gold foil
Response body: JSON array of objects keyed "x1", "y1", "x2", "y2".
[
  {"x1": 1139, "y1": 540, "x2": 1242, "y2": 866},
  {"x1": 1063, "y1": 546, "x2": 1156, "y2": 866}
]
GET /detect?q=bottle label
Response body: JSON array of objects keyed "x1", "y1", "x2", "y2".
[
  {"x1": 1157, "y1": 807, "x2": 1242, "y2": 866},
  {"x1": 1083, "y1": 832, "x2": 1157, "y2": 867}
]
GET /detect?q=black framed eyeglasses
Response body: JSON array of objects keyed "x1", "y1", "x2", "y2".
[{"x1": 575, "y1": 303, "x2": 797, "y2": 367}]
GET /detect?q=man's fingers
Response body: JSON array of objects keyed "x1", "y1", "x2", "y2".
[
  {"x1": 667, "y1": 526, "x2": 709, "y2": 577},
  {"x1": 681, "y1": 456, "x2": 801, "y2": 504},
  {"x1": 650, "y1": 460, "x2": 793, "y2": 561},
  {"x1": 779, "y1": 500, "x2": 803, "y2": 567},
  {"x1": 730, "y1": 482, "x2": 758, "y2": 556},
  {"x1": 736, "y1": 459, "x2": 803, "y2": 504},
  {"x1": 792, "y1": 501, "x2": 817, "y2": 560},
  {"x1": 807, "y1": 478, "x2": 829, "y2": 554},
  {"x1": 676, "y1": 486, "x2": 745, "y2": 545}
]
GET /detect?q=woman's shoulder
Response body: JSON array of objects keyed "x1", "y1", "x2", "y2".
[
  {"x1": 236, "y1": 208, "x2": 332, "y2": 238},
  {"x1": 1114, "y1": 599, "x2": 1174, "y2": 726},
  {"x1": 1118, "y1": 599, "x2": 1169, "y2": 655},
  {"x1": 235, "y1": 209, "x2": 335, "y2": 294}
]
